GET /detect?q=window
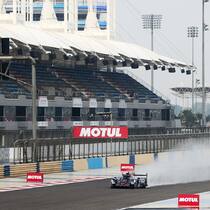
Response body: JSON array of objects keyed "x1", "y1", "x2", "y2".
[
  {"x1": 0, "y1": 106, "x2": 3, "y2": 121},
  {"x1": 72, "y1": 108, "x2": 81, "y2": 120},
  {"x1": 16, "y1": 106, "x2": 26, "y2": 121},
  {"x1": 118, "y1": 108, "x2": 125, "y2": 120},
  {"x1": 37, "y1": 107, "x2": 45, "y2": 121},
  {"x1": 161, "y1": 109, "x2": 170, "y2": 121},
  {"x1": 131, "y1": 109, "x2": 138, "y2": 121},
  {"x1": 103, "y1": 108, "x2": 111, "y2": 121},
  {"x1": 144, "y1": 109, "x2": 151, "y2": 121},
  {"x1": 88, "y1": 108, "x2": 95, "y2": 120},
  {"x1": 145, "y1": 109, "x2": 150, "y2": 117},
  {"x1": 55, "y1": 107, "x2": 62, "y2": 121},
  {"x1": 132, "y1": 109, "x2": 138, "y2": 117},
  {"x1": 104, "y1": 108, "x2": 110, "y2": 113}
]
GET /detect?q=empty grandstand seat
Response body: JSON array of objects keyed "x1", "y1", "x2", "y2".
[
  {"x1": 7, "y1": 62, "x2": 162, "y2": 101},
  {"x1": 0, "y1": 80, "x2": 31, "y2": 98}
]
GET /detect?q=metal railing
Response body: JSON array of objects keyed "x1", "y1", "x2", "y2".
[{"x1": 12, "y1": 131, "x2": 210, "y2": 164}]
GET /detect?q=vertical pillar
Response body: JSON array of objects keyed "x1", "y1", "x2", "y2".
[
  {"x1": 32, "y1": 62, "x2": 37, "y2": 140},
  {"x1": 106, "y1": 0, "x2": 110, "y2": 40},
  {"x1": 64, "y1": 0, "x2": 68, "y2": 32},
  {"x1": 13, "y1": 0, "x2": 17, "y2": 24},
  {"x1": 29, "y1": 0, "x2": 33, "y2": 22},
  {"x1": 65, "y1": 0, "x2": 78, "y2": 33}
]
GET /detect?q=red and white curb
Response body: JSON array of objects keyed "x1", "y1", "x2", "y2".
[{"x1": 0, "y1": 176, "x2": 108, "y2": 192}]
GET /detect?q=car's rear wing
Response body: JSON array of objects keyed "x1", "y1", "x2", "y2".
[{"x1": 134, "y1": 173, "x2": 148, "y2": 178}]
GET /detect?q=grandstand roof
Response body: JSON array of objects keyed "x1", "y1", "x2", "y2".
[{"x1": 0, "y1": 23, "x2": 190, "y2": 67}]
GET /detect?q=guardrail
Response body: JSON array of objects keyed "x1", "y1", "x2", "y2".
[{"x1": 0, "y1": 154, "x2": 153, "y2": 179}]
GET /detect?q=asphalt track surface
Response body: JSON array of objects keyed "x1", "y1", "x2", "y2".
[{"x1": 1, "y1": 179, "x2": 210, "y2": 210}]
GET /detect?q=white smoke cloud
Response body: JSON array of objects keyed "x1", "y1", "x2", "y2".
[{"x1": 137, "y1": 139, "x2": 210, "y2": 187}]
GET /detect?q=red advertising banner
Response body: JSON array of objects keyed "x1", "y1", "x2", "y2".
[
  {"x1": 26, "y1": 172, "x2": 44, "y2": 183},
  {"x1": 120, "y1": 164, "x2": 135, "y2": 172},
  {"x1": 73, "y1": 126, "x2": 128, "y2": 139},
  {"x1": 178, "y1": 194, "x2": 200, "y2": 208}
]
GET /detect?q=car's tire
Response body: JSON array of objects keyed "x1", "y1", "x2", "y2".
[
  {"x1": 140, "y1": 184, "x2": 146, "y2": 189},
  {"x1": 111, "y1": 184, "x2": 116, "y2": 189}
]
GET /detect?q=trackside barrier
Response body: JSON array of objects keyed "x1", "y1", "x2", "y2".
[
  {"x1": 155, "y1": 152, "x2": 168, "y2": 162},
  {"x1": 10, "y1": 163, "x2": 36, "y2": 177},
  {"x1": 36, "y1": 162, "x2": 40, "y2": 172},
  {"x1": 103, "y1": 157, "x2": 108, "y2": 168},
  {"x1": 61, "y1": 160, "x2": 73, "y2": 172},
  {"x1": 3, "y1": 165, "x2": 10, "y2": 177},
  {"x1": 0, "y1": 165, "x2": 4, "y2": 178},
  {"x1": 87, "y1": 157, "x2": 103, "y2": 169},
  {"x1": 154, "y1": 153, "x2": 158, "y2": 161},
  {"x1": 135, "y1": 154, "x2": 153, "y2": 165},
  {"x1": 129, "y1": 154, "x2": 135, "y2": 165},
  {"x1": 107, "y1": 155, "x2": 129, "y2": 168},
  {"x1": 40, "y1": 161, "x2": 61, "y2": 174},
  {"x1": 155, "y1": 151, "x2": 185, "y2": 163},
  {"x1": 74, "y1": 159, "x2": 88, "y2": 171},
  {"x1": 0, "y1": 153, "x2": 162, "y2": 178}
]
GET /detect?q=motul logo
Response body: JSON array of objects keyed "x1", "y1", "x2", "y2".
[
  {"x1": 179, "y1": 198, "x2": 198, "y2": 202},
  {"x1": 73, "y1": 126, "x2": 128, "y2": 139},
  {"x1": 121, "y1": 164, "x2": 135, "y2": 172},
  {"x1": 28, "y1": 175, "x2": 42, "y2": 180},
  {"x1": 178, "y1": 194, "x2": 199, "y2": 207},
  {"x1": 26, "y1": 172, "x2": 44, "y2": 183}
]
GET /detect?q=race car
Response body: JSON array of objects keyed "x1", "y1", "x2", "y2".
[{"x1": 110, "y1": 172, "x2": 148, "y2": 189}]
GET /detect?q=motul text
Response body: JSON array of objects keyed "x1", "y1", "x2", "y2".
[
  {"x1": 178, "y1": 194, "x2": 200, "y2": 207},
  {"x1": 26, "y1": 172, "x2": 44, "y2": 183},
  {"x1": 121, "y1": 164, "x2": 135, "y2": 172},
  {"x1": 73, "y1": 126, "x2": 128, "y2": 139}
]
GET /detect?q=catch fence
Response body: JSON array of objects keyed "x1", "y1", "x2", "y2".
[{"x1": 13, "y1": 132, "x2": 210, "y2": 163}]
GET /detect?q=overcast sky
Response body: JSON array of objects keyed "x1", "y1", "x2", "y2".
[{"x1": 116, "y1": 0, "x2": 210, "y2": 106}]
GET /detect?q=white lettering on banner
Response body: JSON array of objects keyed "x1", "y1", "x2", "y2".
[
  {"x1": 179, "y1": 198, "x2": 198, "y2": 202},
  {"x1": 28, "y1": 175, "x2": 42, "y2": 179},
  {"x1": 79, "y1": 127, "x2": 122, "y2": 138},
  {"x1": 80, "y1": 128, "x2": 91, "y2": 137},
  {"x1": 121, "y1": 166, "x2": 133, "y2": 170},
  {"x1": 92, "y1": 128, "x2": 100, "y2": 137}
]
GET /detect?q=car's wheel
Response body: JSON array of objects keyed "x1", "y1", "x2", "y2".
[{"x1": 111, "y1": 184, "x2": 116, "y2": 188}]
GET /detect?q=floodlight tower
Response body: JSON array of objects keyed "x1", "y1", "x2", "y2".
[
  {"x1": 142, "y1": 14, "x2": 162, "y2": 91},
  {"x1": 201, "y1": 0, "x2": 209, "y2": 126},
  {"x1": 187, "y1": 26, "x2": 198, "y2": 114}
]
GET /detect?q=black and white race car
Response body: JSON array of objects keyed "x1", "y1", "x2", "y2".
[{"x1": 111, "y1": 172, "x2": 148, "y2": 189}]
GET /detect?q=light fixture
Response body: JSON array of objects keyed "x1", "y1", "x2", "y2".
[
  {"x1": 153, "y1": 64, "x2": 158, "y2": 70},
  {"x1": 168, "y1": 67, "x2": 176, "y2": 73},
  {"x1": 131, "y1": 62, "x2": 139, "y2": 69},
  {"x1": 145, "y1": 64, "x2": 150, "y2": 70},
  {"x1": 186, "y1": 70, "x2": 191, "y2": 75}
]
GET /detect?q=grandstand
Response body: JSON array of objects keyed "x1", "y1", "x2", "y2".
[{"x1": 0, "y1": 0, "x2": 192, "y2": 136}]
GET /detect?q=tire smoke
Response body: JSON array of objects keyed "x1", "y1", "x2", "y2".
[{"x1": 138, "y1": 140, "x2": 210, "y2": 186}]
